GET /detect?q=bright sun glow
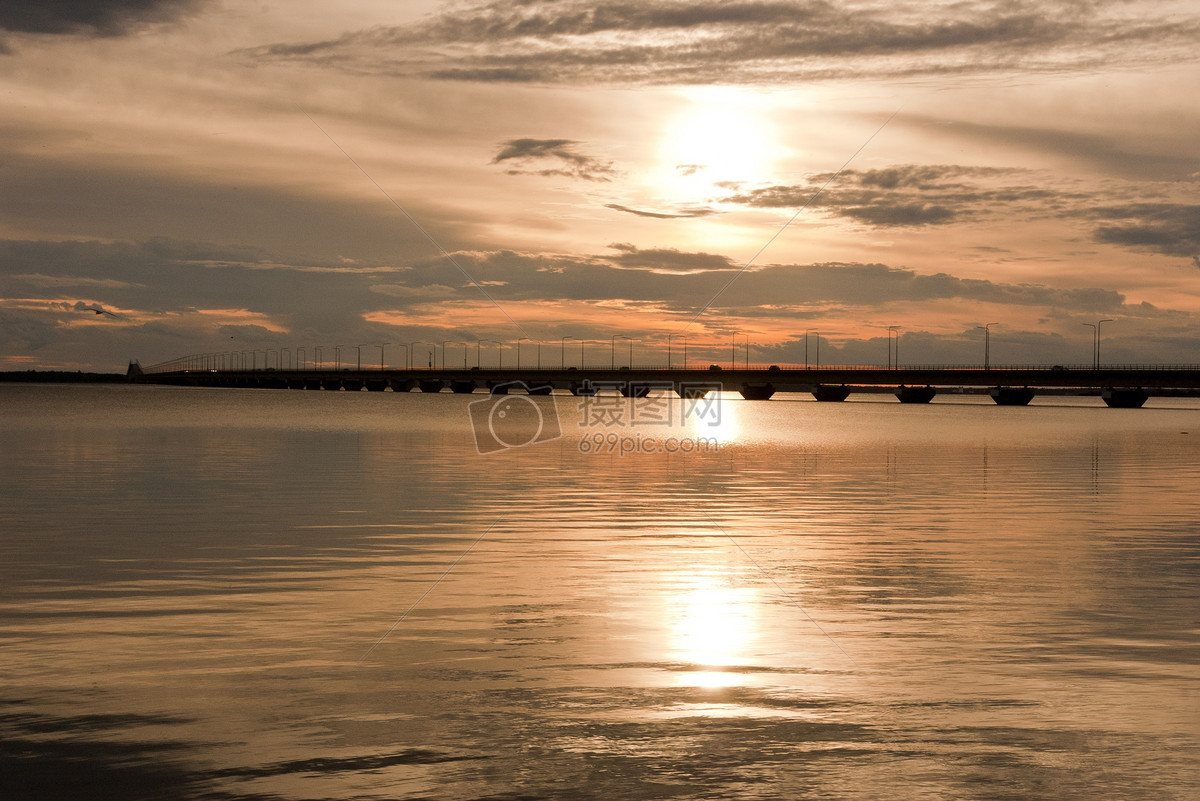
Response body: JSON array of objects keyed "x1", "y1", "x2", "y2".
[
  {"x1": 670, "y1": 573, "x2": 760, "y2": 687},
  {"x1": 687, "y1": 391, "x2": 740, "y2": 443},
  {"x1": 656, "y1": 90, "x2": 778, "y2": 203}
]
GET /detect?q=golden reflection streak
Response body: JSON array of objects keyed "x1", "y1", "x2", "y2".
[
  {"x1": 686, "y1": 390, "x2": 739, "y2": 443},
  {"x1": 666, "y1": 569, "x2": 761, "y2": 688}
]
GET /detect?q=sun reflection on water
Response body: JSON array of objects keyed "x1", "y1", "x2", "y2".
[
  {"x1": 667, "y1": 571, "x2": 761, "y2": 687},
  {"x1": 686, "y1": 391, "x2": 741, "y2": 444}
]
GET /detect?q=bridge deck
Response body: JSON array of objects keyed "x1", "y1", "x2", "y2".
[{"x1": 132, "y1": 365, "x2": 1200, "y2": 391}]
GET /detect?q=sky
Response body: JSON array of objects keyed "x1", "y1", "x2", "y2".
[{"x1": 2, "y1": 0, "x2": 1199, "y2": 371}]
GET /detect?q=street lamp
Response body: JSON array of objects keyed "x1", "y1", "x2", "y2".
[
  {"x1": 1083, "y1": 319, "x2": 1114, "y2": 369},
  {"x1": 333, "y1": 345, "x2": 343, "y2": 371},
  {"x1": 356, "y1": 344, "x2": 368, "y2": 371},
  {"x1": 515, "y1": 337, "x2": 527, "y2": 370},
  {"x1": 409, "y1": 340, "x2": 435, "y2": 369},
  {"x1": 611, "y1": 335, "x2": 633, "y2": 369},
  {"x1": 477, "y1": 339, "x2": 502, "y2": 368},
  {"x1": 887, "y1": 326, "x2": 900, "y2": 369},
  {"x1": 976, "y1": 322, "x2": 998, "y2": 370},
  {"x1": 730, "y1": 330, "x2": 742, "y2": 369},
  {"x1": 561, "y1": 336, "x2": 573, "y2": 369},
  {"x1": 442, "y1": 340, "x2": 467, "y2": 369},
  {"x1": 1097, "y1": 318, "x2": 1113, "y2": 368},
  {"x1": 379, "y1": 342, "x2": 395, "y2": 371}
]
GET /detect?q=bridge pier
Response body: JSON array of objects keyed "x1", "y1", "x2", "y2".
[
  {"x1": 570, "y1": 381, "x2": 597, "y2": 396},
  {"x1": 896, "y1": 385, "x2": 937, "y2": 403},
  {"x1": 989, "y1": 387, "x2": 1035, "y2": 406},
  {"x1": 620, "y1": 383, "x2": 651, "y2": 398},
  {"x1": 739, "y1": 383, "x2": 776, "y2": 400},
  {"x1": 450, "y1": 379, "x2": 477, "y2": 394},
  {"x1": 812, "y1": 384, "x2": 851, "y2": 402},
  {"x1": 1102, "y1": 387, "x2": 1148, "y2": 408},
  {"x1": 417, "y1": 379, "x2": 444, "y2": 393}
]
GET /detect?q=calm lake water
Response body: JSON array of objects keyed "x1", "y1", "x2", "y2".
[{"x1": 2, "y1": 383, "x2": 1198, "y2": 800}]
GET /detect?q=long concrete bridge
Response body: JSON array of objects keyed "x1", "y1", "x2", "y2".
[{"x1": 130, "y1": 361, "x2": 1200, "y2": 408}]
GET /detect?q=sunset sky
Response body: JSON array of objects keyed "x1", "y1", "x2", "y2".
[{"x1": 3, "y1": 0, "x2": 1199, "y2": 371}]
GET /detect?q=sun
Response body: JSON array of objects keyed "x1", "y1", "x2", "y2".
[{"x1": 656, "y1": 89, "x2": 778, "y2": 202}]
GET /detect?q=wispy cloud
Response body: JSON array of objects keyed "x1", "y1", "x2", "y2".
[
  {"x1": 0, "y1": 0, "x2": 203, "y2": 38},
  {"x1": 721, "y1": 163, "x2": 1200, "y2": 260},
  {"x1": 14, "y1": 273, "x2": 144, "y2": 289},
  {"x1": 1090, "y1": 203, "x2": 1200, "y2": 258},
  {"x1": 723, "y1": 164, "x2": 1059, "y2": 227},
  {"x1": 236, "y1": 1, "x2": 1200, "y2": 85},
  {"x1": 604, "y1": 203, "x2": 716, "y2": 219},
  {"x1": 491, "y1": 138, "x2": 616, "y2": 181}
]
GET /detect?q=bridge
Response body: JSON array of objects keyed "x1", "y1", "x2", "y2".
[{"x1": 129, "y1": 359, "x2": 1200, "y2": 408}]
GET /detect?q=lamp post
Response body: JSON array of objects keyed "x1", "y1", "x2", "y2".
[
  {"x1": 730, "y1": 330, "x2": 742, "y2": 369},
  {"x1": 409, "y1": 341, "x2": 434, "y2": 369},
  {"x1": 442, "y1": 340, "x2": 467, "y2": 369},
  {"x1": 333, "y1": 345, "x2": 343, "y2": 371},
  {"x1": 666, "y1": 333, "x2": 674, "y2": 369},
  {"x1": 611, "y1": 335, "x2": 633, "y2": 369},
  {"x1": 356, "y1": 344, "x2": 367, "y2": 372},
  {"x1": 887, "y1": 326, "x2": 899, "y2": 369},
  {"x1": 1083, "y1": 319, "x2": 1113, "y2": 369},
  {"x1": 561, "y1": 336, "x2": 573, "y2": 369},
  {"x1": 1096, "y1": 318, "x2": 1113, "y2": 368},
  {"x1": 976, "y1": 323, "x2": 997, "y2": 370},
  {"x1": 379, "y1": 342, "x2": 395, "y2": 371},
  {"x1": 477, "y1": 339, "x2": 502, "y2": 369},
  {"x1": 516, "y1": 337, "x2": 527, "y2": 370}
]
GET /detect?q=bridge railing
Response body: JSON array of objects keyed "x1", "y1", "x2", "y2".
[{"x1": 139, "y1": 353, "x2": 1200, "y2": 374}]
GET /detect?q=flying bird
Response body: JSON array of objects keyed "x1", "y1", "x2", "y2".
[{"x1": 82, "y1": 305, "x2": 123, "y2": 319}]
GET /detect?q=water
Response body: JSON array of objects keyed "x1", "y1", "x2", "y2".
[{"x1": 2, "y1": 384, "x2": 1198, "y2": 800}]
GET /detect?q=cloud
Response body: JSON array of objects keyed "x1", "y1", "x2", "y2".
[
  {"x1": 1089, "y1": 203, "x2": 1200, "y2": 258},
  {"x1": 722, "y1": 164, "x2": 1063, "y2": 227},
  {"x1": 721, "y1": 162, "x2": 1200, "y2": 261},
  {"x1": 0, "y1": 0, "x2": 202, "y2": 37},
  {"x1": 7, "y1": 235, "x2": 1194, "y2": 368},
  {"x1": 14, "y1": 273, "x2": 144, "y2": 289},
  {"x1": 904, "y1": 115, "x2": 1200, "y2": 183},
  {"x1": 491, "y1": 138, "x2": 616, "y2": 181},
  {"x1": 236, "y1": 1, "x2": 1200, "y2": 86},
  {"x1": 604, "y1": 203, "x2": 716, "y2": 219},
  {"x1": 605, "y1": 243, "x2": 737, "y2": 274}
]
